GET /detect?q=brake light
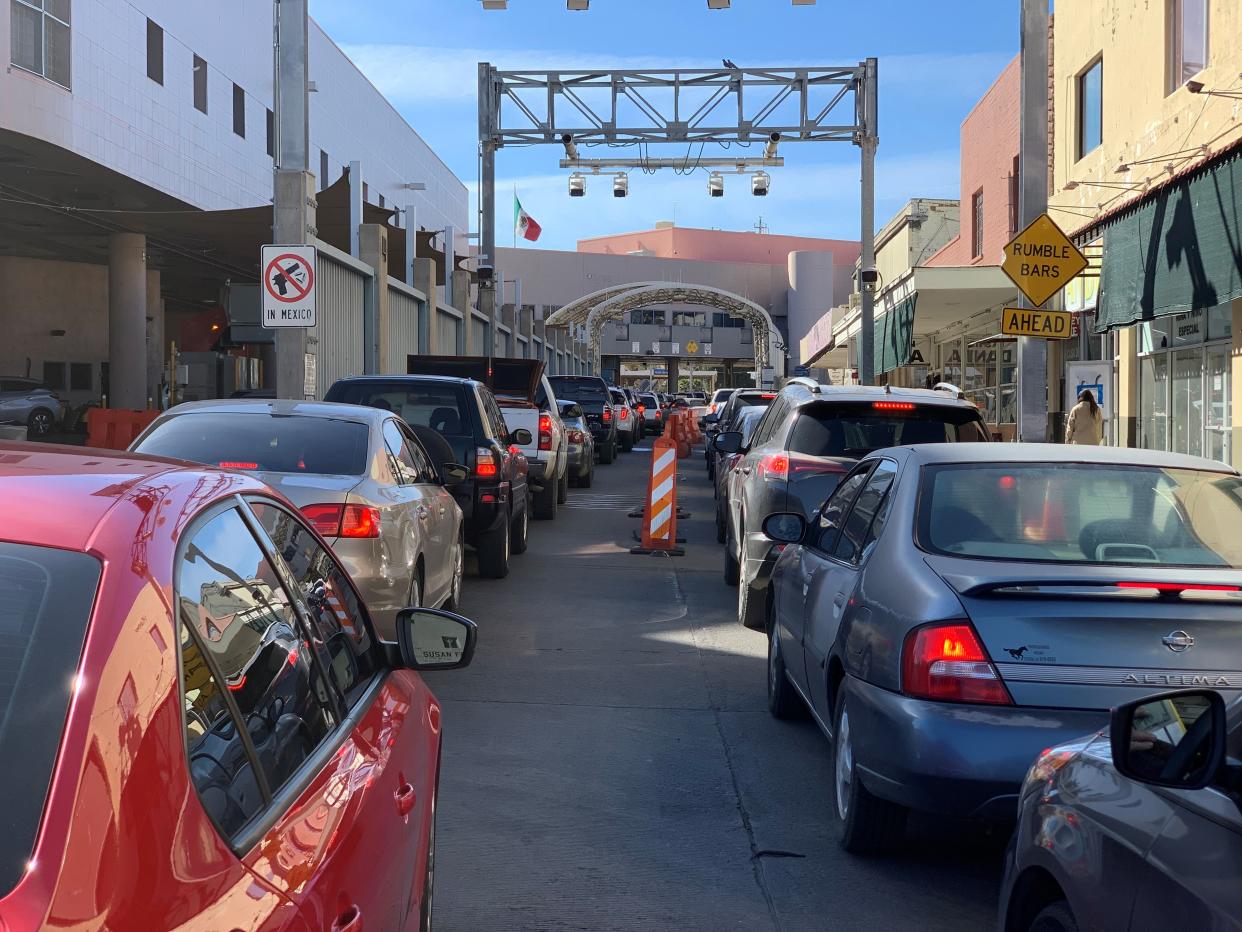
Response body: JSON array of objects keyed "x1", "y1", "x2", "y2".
[
  {"x1": 757, "y1": 454, "x2": 848, "y2": 481},
  {"x1": 475, "y1": 446, "x2": 499, "y2": 478},
  {"x1": 637, "y1": 404, "x2": 645, "y2": 415},
  {"x1": 602, "y1": 407, "x2": 613, "y2": 422},
  {"x1": 619, "y1": 406, "x2": 630, "y2": 420},
  {"x1": 761, "y1": 393, "x2": 776, "y2": 399},
  {"x1": 538, "y1": 413, "x2": 553, "y2": 451},
  {"x1": 567, "y1": 429, "x2": 585, "y2": 444},
  {"x1": 758, "y1": 454, "x2": 789, "y2": 480},
  {"x1": 1115, "y1": 581, "x2": 1242, "y2": 593},
  {"x1": 873, "y1": 401, "x2": 916, "y2": 411},
  {"x1": 300, "y1": 503, "x2": 381, "y2": 539},
  {"x1": 901, "y1": 622, "x2": 1011, "y2": 705},
  {"x1": 219, "y1": 461, "x2": 259, "y2": 470}
]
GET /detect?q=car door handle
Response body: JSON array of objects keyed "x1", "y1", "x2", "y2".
[
  {"x1": 740, "y1": 466, "x2": 752, "y2": 475},
  {"x1": 330, "y1": 904, "x2": 362, "y2": 932},
  {"x1": 394, "y1": 781, "x2": 416, "y2": 817},
  {"x1": 416, "y1": 506, "x2": 430, "y2": 520}
]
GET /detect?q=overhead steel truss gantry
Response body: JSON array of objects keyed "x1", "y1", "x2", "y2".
[{"x1": 477, "y1": 62, "x2": 881, "y2": 383}]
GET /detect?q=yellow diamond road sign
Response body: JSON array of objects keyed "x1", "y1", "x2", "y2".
[
  {"x1": 686, "y1": 340, "x2": 699, "y2": 354},
  {"x1": 1001, "y1": 213, "x2": 1088, "y2": 308}
]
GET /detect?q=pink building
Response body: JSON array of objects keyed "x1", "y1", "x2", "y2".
[
  {"x1": 926, "y1": 56, "x2": 1021, "y2": 268},
  {"x1": 579, "y1": 225, "x2": 860, "y2": 270}
]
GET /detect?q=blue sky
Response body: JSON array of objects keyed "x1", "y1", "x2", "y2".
[{"x1": 308, "y1": 0, "x2": 1017, "y2": 251}]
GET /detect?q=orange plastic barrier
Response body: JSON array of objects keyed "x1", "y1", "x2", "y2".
[
  {"x1": 86, "y1": 408, "x2": 160, "y2": 451},
  {"x1": 631, "y1": 436, "x2": 683, "y2": 555}
]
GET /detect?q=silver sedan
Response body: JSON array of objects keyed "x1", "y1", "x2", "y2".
[{"x1": 131, "y1": 399, "x2": 466, "y2": 639}]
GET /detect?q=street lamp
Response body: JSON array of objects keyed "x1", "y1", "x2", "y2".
[{"x1": 708, "y1": 172, "x2": 724, "y2": 197}]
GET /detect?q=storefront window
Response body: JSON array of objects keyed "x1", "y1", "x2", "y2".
[
  {"x1": 1140, "y1": 354, "x2": 1169, "y2": 451},
  {"x1": 1206, "y1": 342, "x2": 1232, "y2": 464},
  {"x1": 1172, "y1": 348, "x2": 1204, "y2": 458}
]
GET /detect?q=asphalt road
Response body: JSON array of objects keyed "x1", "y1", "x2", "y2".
[{"x1": 424, "y1": 440, "x2": 1005, "y2": 932}]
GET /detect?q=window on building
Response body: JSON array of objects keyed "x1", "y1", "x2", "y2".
[
  {"x1": 1008, "y1": 155, "x2": 1020, "y2": 234},
  {"x1": 41, "y1": 361, "x2": 65, "y2": 391},
  {"x1": 378, "y1": 193, "x2": 385, "y2": 209},
  {"x1": 319, "y1": 150, "x2": 329, "y2": 189},
  {"x1": 231, "y1": 83, "x2": 245, "y2": 138},
  {"x1": 971, "y1": 189, "x2": 984, "y2": 258},
  {"x1": 145, "y1": 18, "x2": 163, "y2": 85},
  {"x1": 192, "y1": 54, "x2": 207, "y2": 114},
  {"x1": 362, "y1": 182, "x2": 370, "y2": 203},
  {"x1": 266, "y1": 108, "x2": 275, "y2": 158},
  {"x1": 1076, "y1": 58, "x2": 1102, "y2": 159},
  {"x1": 1168, "y1": 0, "x2": 1208, "y2": 93},
  {"x1": 69, "y1": 362, "x2": 91, "y2": 391},
  {"x1": 11, "y1": 0, "x2": 71, "y2": 89}
]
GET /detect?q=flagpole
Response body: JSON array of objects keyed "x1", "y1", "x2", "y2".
[{"x1": 513, "y1": 183, "x2": 517, "y2": 249}]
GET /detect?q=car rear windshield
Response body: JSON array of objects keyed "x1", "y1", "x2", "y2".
[
  {"x1": 549, "y1": 378, "x2": 609, "y2": 402},
  {"x1": 639, "y1": 394, "x2": 658, "y2": 406},
  {"x1": 789, "y1": 402, "x2": 989, "y2": 457},
  {"x1": 919, "y1": 463, "x2": 1242, "y2": 566},
  {"x1": 734, "y1": 393, "x2": 774, "y2": 409},
  {"x1": 327, "y1": 381, "x2": 472, "y2": 437},
  {"x1": 609, "y1": 390, "x2": 626, "y2": 404},
  {"x1": 0, "y1": 544, "x2": 101, "y2": 897},
  {"x1": 135, "y1": 412, "x2": 370, "y2": 475}
]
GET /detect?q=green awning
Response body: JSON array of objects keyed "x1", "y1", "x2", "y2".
[
  {"x1": 875, "y1": 293, "x2": 917, "y2": 373},
  {"x1": 1096, "y1": 151, "x2": 1242, "y2": 332}
]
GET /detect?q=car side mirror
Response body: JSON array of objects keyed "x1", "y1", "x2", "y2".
[
  {"x1": 713, "y1": 431, "x2": 743, "y2": 454},
  {"x1": 1110, "y1": 689, "x2": 1226, "y2": 790},
  {"x1": 441, "y1": 462, "x2": 469, "y2": 486},
  {"x1": 510, "y1": 428, "x2": 532, "y2": 446},
  {"x1": 762, "y1": 512, "x2": 806, "y2": 544},
  {"x1": 395, "y1": 607, "x2": 478, "y2": 671}
]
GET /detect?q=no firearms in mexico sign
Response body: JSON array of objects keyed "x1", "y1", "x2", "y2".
[{"x1": 262, "y1": 244, "x2": 317, "y2": 328}]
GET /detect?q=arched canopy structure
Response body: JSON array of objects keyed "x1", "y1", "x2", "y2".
[{"x1": 544, "y1": 282, "x2": 784, "y2": 372}]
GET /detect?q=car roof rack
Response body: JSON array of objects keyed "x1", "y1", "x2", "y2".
[
  {"x1": 783, "y1": 376, "x2": 822, "y2": 393},
  {"x1": 931, "y1": 381, "x2": 967, "y2": 399}
]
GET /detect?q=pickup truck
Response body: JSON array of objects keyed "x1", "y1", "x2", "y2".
[
  {"x1": 548, "y1": 375, "x2": 618, "y2": 464},
  {"x1": 404, "y1": 356, "x2": 568, "y2": 521}
]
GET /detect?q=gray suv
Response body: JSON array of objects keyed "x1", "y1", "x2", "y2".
[{"x1": 0, "y1": 378, "x2": 64, "y2": 437}]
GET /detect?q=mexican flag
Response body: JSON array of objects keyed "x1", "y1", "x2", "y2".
[{"x1": 514, "y1": 195, "x2": 542, "y2": 242}]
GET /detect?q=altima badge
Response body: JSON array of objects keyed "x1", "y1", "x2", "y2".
[{"x1": 1162, "y1": 630, "x2": 1195, "y2": 652}]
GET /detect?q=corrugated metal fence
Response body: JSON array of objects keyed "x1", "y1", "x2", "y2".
[
  {"x1": 387, "y1": 277, "x2": 424, "y2": 373},
  {"x1": 310, "y1": 240, "x2": 369, "y2": 396}
]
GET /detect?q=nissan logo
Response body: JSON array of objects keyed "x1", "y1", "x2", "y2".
[{"x1": 1162, "y1": 630, "x2": 1195, "y2": 653}]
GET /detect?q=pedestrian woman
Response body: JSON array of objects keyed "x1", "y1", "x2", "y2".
[{"x1": 1065, "y1": 389, "x2": 1103, "y2": 445}]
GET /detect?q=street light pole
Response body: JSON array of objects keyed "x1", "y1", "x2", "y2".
[
  {"x1": 857, "y1": 57, "x2": 878, "y2": 386},
  {"x1": 478, "y1": 63, "x2": 497, "y2": 354},
  {"x1": 1017, "y1": 0, "x2": 1050, "y2": 440}
]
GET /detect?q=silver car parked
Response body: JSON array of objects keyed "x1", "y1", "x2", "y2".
[
  {"x1": 0, "y1": 377, "x2": 64, "y2": 437},
  {"x1": 131, "y1": 399, "x2": 466, "y2": 639}
]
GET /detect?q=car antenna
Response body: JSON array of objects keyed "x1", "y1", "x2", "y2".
[{"x1": 883, "y1": 383, "x2": 892, "y2": 394}]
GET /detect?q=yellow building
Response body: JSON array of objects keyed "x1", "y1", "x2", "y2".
[{"x1": 1049, "y1": 0, "x2": 1242, "y2": 463}]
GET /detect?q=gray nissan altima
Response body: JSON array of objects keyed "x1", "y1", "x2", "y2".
[{"x1": 760, "y1": 442, "x2": 1242, "y2": 855}]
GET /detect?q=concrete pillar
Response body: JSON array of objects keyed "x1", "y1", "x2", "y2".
[
  {"x1": 145, "y1": 272, "x2": 163, "y2": 407},
  {"x1": 274, "y1": 170, "x2": 317, "y2": 399},
  {"x1": 359, "y1": 224, "x2": 390, "y2": 371},
  {"x1": 1231, "y1": 299, "x2": 1242, "y2": 467},
  {"x1": 413, "y1": 257, "x2": 437, "y2": 355},
  {"x1": 108, "y1": 232, "x2": 148, "y2": 409},
  {"x1": 454, "y1": 269, "x2": 472, "y2": 355},
  {"x1": 521, "y1": 305, "x2": 533, "y2": 358},
  {"x1": 1116, "y1": 324, "x2": 1139, "y2": 448}
]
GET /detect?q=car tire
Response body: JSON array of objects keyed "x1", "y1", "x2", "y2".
[
  {"x1": 476, "y1": 511, "x2": 511, "y2": 579},
  {"x1": 557, "y1": 468, "x2": 569, "y2": 504},
  {"x1": 443, "y1": 538, "x2": 464, "y2": 612},
  {"x1": 580, "y1": 465, "x2": 593, "y2": 489},
  {"x1": 715, "y1": 501, "x2": 726, "y2": 544},
  {"x1": 511, "y1": 504, "x2": 529, "y2": 555},
  {"x1": 27, "y1": 407, "x2": 55, "y2": 437},
  {"x1": 599, "y1": 439, "x2": 615, "y2": 465},
  {"x1": 832, "y1": 691, "x2": 907, "y2": 854},
  {"x1": 1029, "y1": 901, "x2": 1078, "y2": 932},
  {"x1": 723, "y1": 526, "x2": 740, "y2": 586},
  {"x1": 409, "y1": 573, "x2": 422, "y2": 609},
  {"x1": 767, "y1": 620, "x2": 801, "y2": 719},
  {"x1": 532, "y1": 478, "x2": 558, "y2": 520}
]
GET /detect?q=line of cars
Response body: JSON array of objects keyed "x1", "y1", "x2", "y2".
[
  {"x1": 703, "y1": 378, "x2": 1242, "y2": 931},
  {"x1": 0, "y1": 357, "x2": 652, "y2": 930}
]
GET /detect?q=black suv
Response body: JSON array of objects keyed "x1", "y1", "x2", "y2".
[
  {"x1": 325, "y1": 374, "x2": 531, "y2": 579},
  {"x1": 548, "y1": 375, "x2": 618, "y2": 464}
]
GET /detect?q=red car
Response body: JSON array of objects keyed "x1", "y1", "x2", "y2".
[{"x1": 0, "y1": 443, "x2": 476, "y2": 931}]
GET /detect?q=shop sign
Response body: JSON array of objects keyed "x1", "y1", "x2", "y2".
[
  {"x1": 1001, "y1": 214, "x2": 1088, "y2": 307},
  {"x1": 1001, "y1": 307, "x2": 1073, "y2": 339}
]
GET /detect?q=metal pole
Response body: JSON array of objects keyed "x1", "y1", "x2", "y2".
[
  {"x1": 858, "y1": 57, "x2": 878, "y2": 386},
  {"x1": 443, "y1": 225, "x2": 455, "y2": 311},
  {"x1": 479, "y1": 63, "x2": 498, "y2": 355},
  {"x1": 1018, "y1": 0, "x2": 1050, "y2": 441},
  {"x1": 273, "y1": 0, "x2": 314, "y2": 400},
  {"x1": 405, "y1": 203, "x2": 417, "y2": 286}
]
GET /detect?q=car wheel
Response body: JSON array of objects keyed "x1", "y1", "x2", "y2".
[
  {"x1": 476, "y1": 511, "x2": 511, "y2": 579},
  {"x1": 419, "y1": 791, "x2": 437, "y2": 932},
  {"x1": 715, "y1": 501, "x2": 726, "y2": 544},
  {"x1": 599, "y1": 439, "x2": 615, "y2": 465},
  {"x1": 409, "y1": 573, "x2": 422, "y2": 609},
  {"x1": 832, "y1": 691, "x2": 907, "y2": 854},
  {"x1": 557, "y1": 468, "x2": 569, "y2": 504},
  {"x1": 1029, "y1": 901, "x2": 1078, "y2": 932},
  {"x1": 532, "y1": 478, "x2": 558, "y2": 520},
  {"x1": 580, "y1": 465, "x2": 593, "y2": 488},
  {"x1": 443, "y1": 538, "x2": 464, "y2": 612},
  {"x1": 511, "y1": 504, "x2": 529, "y2": 555},
  {"x1": 27, "y1": 407, "x2": 54, "y2": 437},
  {"x1": 723, "y1": 525, "x2": 740, "y2": 586},
  {"x1": 767, "y1": 621, "x2": 802, "y2": 719}
]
